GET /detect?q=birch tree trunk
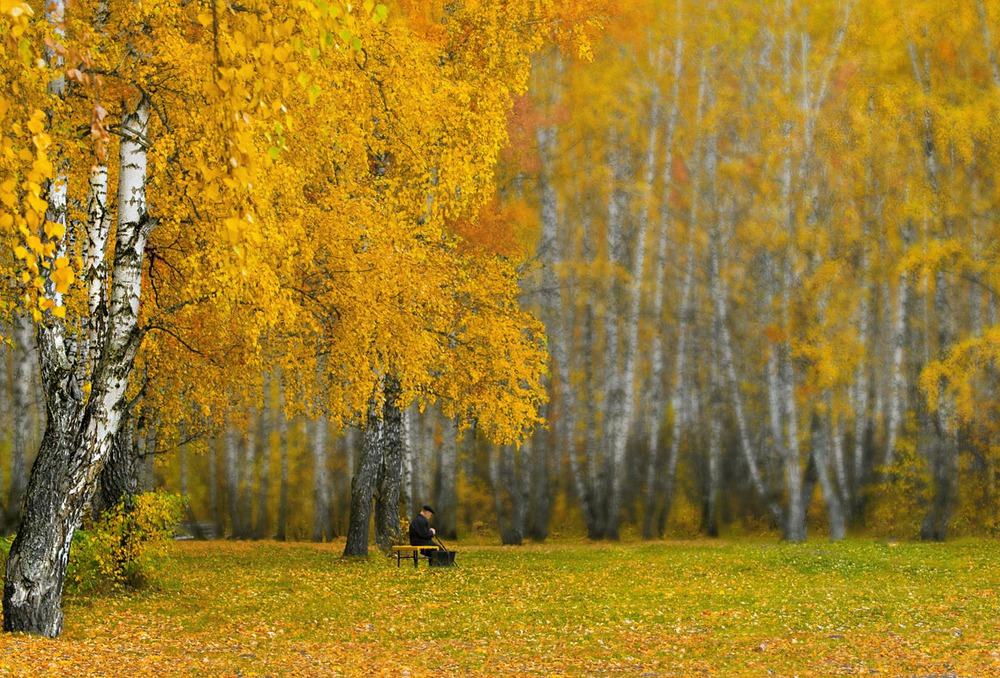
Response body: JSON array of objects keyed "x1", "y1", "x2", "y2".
[
  {"x1": 311, "y1": 416, "x2": 333, "y2": 542},
  {"x1": 532, "y1": 56, "x2": 591, "y2": 538},
  {"x1": 344, "y1": 388, "x2": 385, "y2": 556},
  {"x1": 224, "y1": 426, "x2": 241, "y2": 537},
  {"x1": 4, "y1": 314, "x2": 35, "y2": 532},
  {"x1": 374, "y1": 376, "x2": 404, "y2": 553},
  {"x1": 434, "y1": 414, "x2": 457, "y2": 540},
  {"x1": 642, "y1": 29, "x2": 685, "y2": 539},
  {"x1": 275, "y1": 380, "x2": 289, "y2": 542},
  {"x1": 4, "y1": 96, "x2": 152, "y2": 637},
  {"x1": 209, "y1": 436, "x2": 221, "y2": 539},
  {"x1": 254, "y1": 378, "x2": 271, "y2": 540},
  {"x1": 238, "y1": 409, "x2": 255, "y2": 538},
  {"x1": 654, "y1": 58, "x2": 708, "y2": 537}
]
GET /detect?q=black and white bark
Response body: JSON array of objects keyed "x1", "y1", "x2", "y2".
[
  {"x1": 4, "y1": 96, "x2": 152, "y2": 637},
  {"x1": 641, "y1": 20, "x2": 684, "y2": 539},
  {"x1": 343, "y1": 386, "x2": 385, "y2": 556},
  {"x1": 373, "y1": 376, "x2": 404, "y2": 554}
]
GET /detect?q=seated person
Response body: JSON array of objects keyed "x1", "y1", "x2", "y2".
[{"x1": 408, "y1": 504, "x2": 440, "y2": 559}]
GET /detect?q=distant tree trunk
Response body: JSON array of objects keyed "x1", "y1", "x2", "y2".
[
  {"x1": 812, "y1": 411, "x2": 846, "y2": 541},
  {"x1": 208, "y1": 436, "x2": 222, "y2": 539},
  {"x1": 240, "y1": 408, "x2": 255, "y2": 537},
  {"x1": 533, "y1": 58, "x2": 590, "y2": 541},
  {"x1": 311, "y1": 416, "x2": 333, "y2": 542},
  {"x1": 98, "y1": 413, "x2": 140, "y2": 513},
  {"x1": 641, "y1": 0, "x2": 684, "y2": 542},
  {"x1": 254, "y1": 378, "x2": 271, "y2": 540},
  {"x1": 920, "y1": 270, "x2": 959, "y2": 541},
  {"x1": 491, "y1": 441, "x2": 528, "y2": 545},
  {"x1": 374, "y1": 376, "x2": 404, "y2": 553},
  {"x1": 401, "y1": 403, "x2": 414, "y2": 514},
  {"x1": 5, "y1": 314, "x2": 34, "y2": 532},
  {"x1": 655, "y1": 59, "x2": 709, "y2": 538},
  {"x1": 275, "y1": 380, "x2": 289, "y2": 542},
  {"x1": 434, "y1": 414, "x2": 458, "y2": 539},
  {"x1": 225, "y1": 426, "x2": 242, "y2": 538},
  {"x1": 710, "y1": 206, "x2": 784, "y2": 528},
  {"x1": 703, "y1": 372, "x2": 723, "y2": 538},
  {"x1": 528, "y1": 429, "x2": 552, "y2": 541},
  {"x1": 883, "y1": 261, "x2": 910, "y2": 475}
]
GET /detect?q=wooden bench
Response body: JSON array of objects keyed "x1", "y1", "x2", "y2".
[{"x1": 391, "y1": 545, "x2": 433, "y2": 567}]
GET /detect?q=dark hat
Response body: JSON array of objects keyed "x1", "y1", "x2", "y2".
[{"x1": 422, "y1": 504, "x2": 435, "y2": 514}]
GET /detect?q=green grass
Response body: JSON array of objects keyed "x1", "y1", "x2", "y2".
[{"x1": 2, "y1": 538, "x2": 999, "y2": 676}]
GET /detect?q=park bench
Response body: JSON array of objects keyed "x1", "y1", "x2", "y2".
[{"x1": 390, "y1": 545, "x2": 430, "y2": 567}]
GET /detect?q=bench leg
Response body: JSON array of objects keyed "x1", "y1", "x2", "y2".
[{"x1": 413, "y1": 551, "x2": 418, "y2": 568}]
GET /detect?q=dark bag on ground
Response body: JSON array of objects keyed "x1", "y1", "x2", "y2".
[{"x1": 430, "y1": 549, "x2": 456, "y2": 567}]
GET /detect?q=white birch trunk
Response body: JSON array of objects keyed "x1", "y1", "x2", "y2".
[
  {"x1": 6, "y1": 315, "x2": 34, "y2": 528},
  {"x1": 605, "y1": 83, "x2": 660, "y2": 539},
  {"x1": 254, "y1": 376, "x2": 271, "y2": 539},
  {"x1": 4, "y1": 96, "x2": 152, "y2": 636},
  {"x1": 311, "y1": 416, "x2": 331, "y2": 542},
  {"x1": 275, "y1": 380, "x2": 288, "y2": 541},
  {"x1": 225, "y1": 426, "x2": 240, "y2": 536},
  {"x1": 658, "y1": 58, "x2": 708, "y2": 536},
  {"x1": 435, "y1": 414, "x2": 457, "y2": 538},
  {"x1": 884, "y1": 267, "x2": 909, "y2": 471},
  {"x1": 642, "y1": 22, "x2": 684, "y2": 539}
]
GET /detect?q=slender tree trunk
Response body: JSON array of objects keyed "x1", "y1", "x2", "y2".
[
  {"x1": 920, "y1": 270, "x2": 959, "y2": 541},
  {"x1": 311, "y1": 416, "x2": 333, "y2": 542},
  {"x1": 533, "y1": 57, "x2": 592, "y2": 539},
  {"x1": 5, "y1": 314, "x2": 34, "y2": 532},
  {"x1": 703, "y1": 364, "x2": 723, "y2": 538},
  {"x1": 710, "y1": 217, "x2": 784, "y2": 526},
  {"x1": 434, "y1": 414, "x2": 457, "y2": 539},
  {"x1": 657, "y1": 59, "x2": 709, "y2": 537},
  {"x1": 225, "y1": 426, "x2": 241, "y2": 537},
  {"x1": 527, "y1": 427, "x2": 552, "y2": 541},
  {"x1": 812, "y1": 411, "x2": 846, "y2": 540},
  {"x1": 883, "y1": 260, "x2": 910, "y2": 474},
  {"x1": 209, "y1": 436, "x2": 221, "y2": 539},
  {"x1": 641, "y1": 0, "x2": 685, "y2": 544},
  {"x1": 240, "y1": 408, "x2": 255, "y2": 537},
  {"x1": 275, "y1": 380, "x2": 289, "y2": 541},
  {"x1": 254, "y1": 378, "x2": 271, "y2": 540},
  {"x1": 401, "y1": 402, "x2": 414, "y2": 515}
]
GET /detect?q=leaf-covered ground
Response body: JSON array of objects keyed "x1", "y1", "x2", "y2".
[{"x1": 2, "y1": 538, "x2": 999, "y2": 676}]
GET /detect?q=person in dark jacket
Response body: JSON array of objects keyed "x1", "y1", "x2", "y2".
[{"x1": 408, "y1": 505, "x2": 440, "y2": 559}]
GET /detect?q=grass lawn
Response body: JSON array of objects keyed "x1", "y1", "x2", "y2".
[{"x1": 1, "y1": 537, "x2": 999, "y2": 676}]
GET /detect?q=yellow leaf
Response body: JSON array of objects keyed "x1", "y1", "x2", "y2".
[{"x1": 44, "y1": 220, "x2": 66, "y2": 239}]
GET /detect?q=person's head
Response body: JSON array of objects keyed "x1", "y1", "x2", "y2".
[{"x1": 420, "y1": 504, "x2": 435, "y2": 520}]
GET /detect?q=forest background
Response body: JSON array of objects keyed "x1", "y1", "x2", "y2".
[{"x1": 1, "y1": 0, "x2": 999, "y2": 559}]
